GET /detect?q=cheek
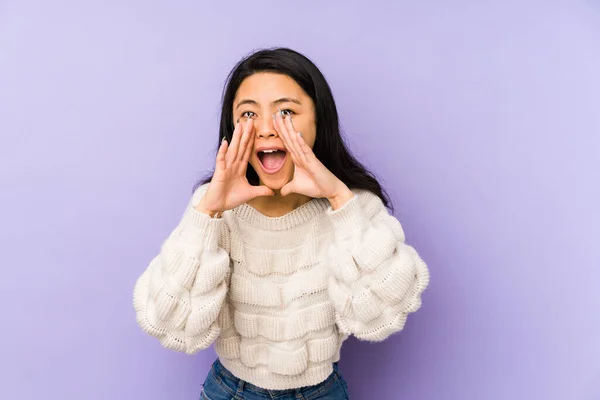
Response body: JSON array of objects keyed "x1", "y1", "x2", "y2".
[
  {"x1": 295, "y1": 122, "x2": 316, "y2": 147},
  {"x1": 304, "y1": 120, "x2": 317, "y2": 146},
  {"x1": 304, "y1": 130, "x2": 317, "y2": 148}
]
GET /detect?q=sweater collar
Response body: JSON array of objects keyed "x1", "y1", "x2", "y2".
[{"x1": 232, "y1": 198, "x2": 330, "y2": 231}]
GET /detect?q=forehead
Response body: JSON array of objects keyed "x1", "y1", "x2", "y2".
[{"x1": 235, "y1": 73, "x2": 306, "y2": 102}]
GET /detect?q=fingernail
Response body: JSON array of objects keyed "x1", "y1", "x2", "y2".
[
  {"x1": 272, "y1": 113, "x2": 276, "y2": 120},
  {"x1": 221, "y1": 136, "x2": 226, "y2": 143},
  {"x1": 236, "y1": 118, "x2": 239, "y2": 123},
  {"x1": 298, "y1": 132, "x2": 303, "y2": 138}
]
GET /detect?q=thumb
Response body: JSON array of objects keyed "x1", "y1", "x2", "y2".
[
  {"x1": 280, "y1": 182, "x2": 295, "y2": 197},
  {"x1": 249, "y1": 185, "x2": 275, "y2": 199}
]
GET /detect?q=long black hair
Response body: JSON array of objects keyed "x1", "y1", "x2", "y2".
[{"x1": 195, "y1": 47, "x2": 392, "y2": 209}]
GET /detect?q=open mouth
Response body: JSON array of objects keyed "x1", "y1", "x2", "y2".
[{"x1": 257, "y1": 148, "x2": 287, "y2": 174}]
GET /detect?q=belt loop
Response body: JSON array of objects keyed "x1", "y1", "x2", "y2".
[
  {"x1": 295, "y1": 388, "x2": 306, "y2": 400},
  {"x1": 235, "y1": 378, "x2": 245, "y2": 398}
]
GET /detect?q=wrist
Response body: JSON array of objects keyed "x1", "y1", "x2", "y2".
[
  {"x1": 194, "y1": 202, "x2": 222, "y2": 218},
  {"x1": 327, "y1": 185, "x2": 354, "y2": 210}
]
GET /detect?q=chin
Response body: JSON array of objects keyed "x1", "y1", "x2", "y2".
[{"x1": 258, "y1": 175, "x2": 291, "y2": 192}]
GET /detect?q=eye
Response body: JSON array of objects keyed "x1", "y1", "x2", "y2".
[
  {"x1": 280, "y1": 109, "x2": 295, "y2": 117},
  {"x1": 241, "y1": 111, "x2": 256, "y2": 119}
]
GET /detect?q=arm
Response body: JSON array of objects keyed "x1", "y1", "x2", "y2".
[
  {"x1": 269, "y1": 112, "x2": 429, "y2": 340},
  {"x1": 326, "y1": 191, "x2": 430, "y2": 342},
  {"x1": 133, "y1": 184, "x2": 231, "y2": 354}
]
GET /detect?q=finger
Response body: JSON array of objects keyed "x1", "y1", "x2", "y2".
[
  {"x1": 284, "y1": 115, "x2": 307, "y2": 163},
  {"x1": 226, "y1": 121, "x2": 243, "y2": 164},
  {"x1": 215, "y1": 137, "x2": 228, "y2": 173},
  {"x1": 277, "y1": 110, "x2": 300, "y2": 156},
  {"x1": 280, "y1": 182, "x2": 294, "y2": 196},
  {"x1": 272, "y1": 112, "x2": 291, "y2": 153},
  {"x1": 237, "y1": 118, "x2": 253, "y2": 163},
  {"x1": 284, "y1": 117, "x2": 305, "y2": 166},
  {"x1": 274, "y1": 112, "x2": 300, "y2": 162},
  {"x1": 295, "y1": 130, "x2": 315, "y2": 160},
  {"x1": 249, "y1": 185, "x2": 275, "y2": 199},
  {"x1": 242, "y1": 123, "x2": 255, "y2": 164}
]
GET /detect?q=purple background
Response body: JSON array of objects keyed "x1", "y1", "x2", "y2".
[{"x1": 1, "y1": 1, "x2": 599, "y2": 399}]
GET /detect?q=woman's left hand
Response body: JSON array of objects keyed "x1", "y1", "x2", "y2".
[{"x1": 273, "y1": 111, "x2": 354, "y2": 209}]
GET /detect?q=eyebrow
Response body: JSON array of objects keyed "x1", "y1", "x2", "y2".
[{"x1": 235, "y1": 97, "x2": 302, "y2": 110}]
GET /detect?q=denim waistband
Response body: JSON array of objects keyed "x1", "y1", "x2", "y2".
[{"x1": 211, "y1": 358, "x2": 341, "y2": 396}]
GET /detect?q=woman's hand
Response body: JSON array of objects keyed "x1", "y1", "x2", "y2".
[
  {"x1": 196, "y1": 119, "x2": 274, "y2": 216},
  {"x1": 273, "y1": 111, "x2": 354, "y2": 210}
]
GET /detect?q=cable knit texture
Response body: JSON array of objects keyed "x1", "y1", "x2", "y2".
[{"x1": 133, "y1": 184, "x2": 430, "y2": 390}]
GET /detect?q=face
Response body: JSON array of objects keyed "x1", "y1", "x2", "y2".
[{"x1": 233, "y1": 72, "x2": 316, "y2": 190}]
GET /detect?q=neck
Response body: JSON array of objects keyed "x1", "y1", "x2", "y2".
[{"x1": 248, "y1": 190, "x2": 312, "y2": 217}]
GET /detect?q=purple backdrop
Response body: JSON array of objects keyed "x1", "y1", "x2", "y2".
[{"x1": 1, "y1": 1, "x2": 599, "y2": 399}]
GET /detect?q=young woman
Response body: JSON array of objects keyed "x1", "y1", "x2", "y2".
[{"x1": 134, "y1": 47, "x2": 430, "y2": 400}]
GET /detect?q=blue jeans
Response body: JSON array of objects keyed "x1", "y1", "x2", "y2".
[{"x1": 200, "y1": 359, "x2": 350, "y2": 400}]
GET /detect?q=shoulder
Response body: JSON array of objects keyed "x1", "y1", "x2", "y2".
[
  {"x1": 346, "y1": 190, "x2": 406, "y2": 242},
  {"x1": 351, "y1": 189, "x2": 388, "y2": 217}
]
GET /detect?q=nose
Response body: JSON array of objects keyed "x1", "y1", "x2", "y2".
[{"x1": 255, "y1": 116, "x2": 278, "y2": 139}]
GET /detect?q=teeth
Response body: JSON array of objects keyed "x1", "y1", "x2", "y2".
[{"x1": 262, "y1": 150, "x2": 278, "y2": 153}]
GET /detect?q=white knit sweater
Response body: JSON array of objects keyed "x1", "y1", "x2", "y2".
[{"x1": 133, "y1": 184, "x2": 429, "y2": 390}]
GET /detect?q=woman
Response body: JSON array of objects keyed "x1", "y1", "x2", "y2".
[{"x1": 133, "y1": 47, "x2": 430, "y2": 400}]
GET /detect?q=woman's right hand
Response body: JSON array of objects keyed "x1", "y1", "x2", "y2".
[{"x1": 195, "y1": 119, "x2": 274, "y2": 217}]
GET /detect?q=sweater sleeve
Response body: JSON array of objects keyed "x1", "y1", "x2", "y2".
[
  {"x1": 133, "y1": 184, "x2": 231, "y2": 354},
  {"x1": 326, "y1": 191, "x2": 430, "y2": 342}
]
